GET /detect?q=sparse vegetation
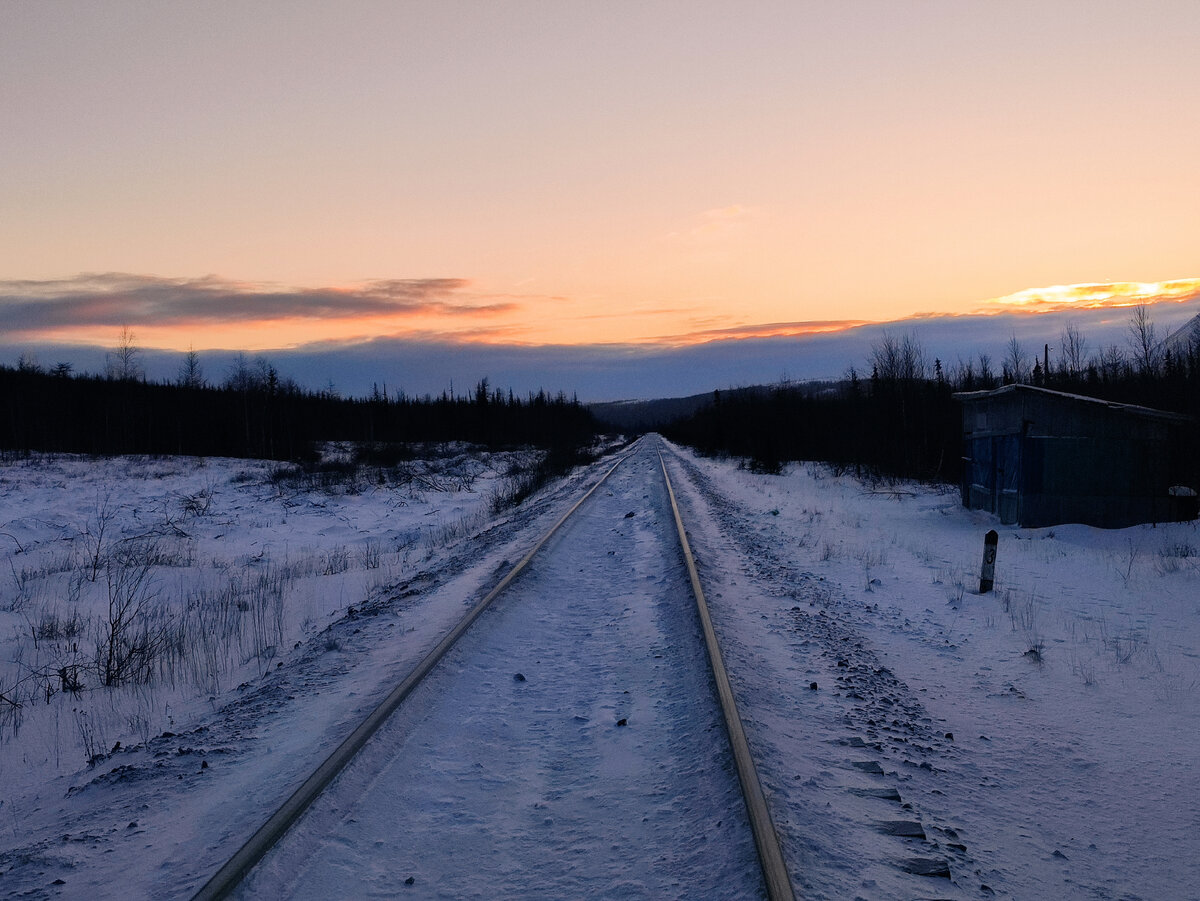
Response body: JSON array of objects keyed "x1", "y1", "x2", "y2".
[
  {"x1": 0, "y1": 446, "x2": 543, "y2": 766},
  {"x1": 489, "y1": 444, "x2": 597, "y2": 514}
]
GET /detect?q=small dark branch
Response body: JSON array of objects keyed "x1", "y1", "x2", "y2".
[{"x1": 0, "y1": 531, "x2": 26, "y2": 554}]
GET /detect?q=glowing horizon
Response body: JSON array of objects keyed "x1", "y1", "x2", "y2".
[
  {"x1": 4, "y1": 4, "x2": 1200, "y2": 371},
  {"x1": 5, "y1": 273, "x2": 1198, "y2": 355},
  {"x1": 979, "y1": 279, "x2": 1200, "y2": 315}
]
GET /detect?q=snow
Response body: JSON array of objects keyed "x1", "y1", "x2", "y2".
[
  {"x1": 2, "y1": 438, "x2": 1198, "y2": 899},
  {"x1": 666, "y1": 442, "x2": 1200, "y2": 900},
  {"x1": 242, "y1": 449, "x2": 760, "y2": 899},
  {"x1": 0, "y1": 446, "x2": 560, "y2": 897}
]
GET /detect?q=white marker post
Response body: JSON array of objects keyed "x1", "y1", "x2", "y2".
[{"x1": 979, "y1": 529, "x2": 998, "y2": 593}]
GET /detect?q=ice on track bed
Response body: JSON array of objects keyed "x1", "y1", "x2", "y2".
[{"x1": 241, "y1": 445, "x2": 762, "y2": 900}]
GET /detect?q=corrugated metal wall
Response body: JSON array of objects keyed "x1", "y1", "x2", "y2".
[{"x1": 958, "y1": 387, "x2": 1192, "y2": 528}]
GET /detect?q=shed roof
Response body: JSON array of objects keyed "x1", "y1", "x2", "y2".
[
  {"x1": 1165, "y1": 313, "x2": 1200, "y2": 356},
  {"x1": 952, "y1": 383, "x2": 1193, "y2": 424}
]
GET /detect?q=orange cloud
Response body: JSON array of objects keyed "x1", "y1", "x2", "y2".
[
  {"x1": 8, "y1": 271, "x2": 1199, "y2": 356},
  {"x1": 978, "y1": 278, "x2": 1200, "y2": 314},
  {"x1": 648, "y1": 319, "x2": 872, "y2": 346}
]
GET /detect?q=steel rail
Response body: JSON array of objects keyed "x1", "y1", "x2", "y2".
[
  {"x1": 191, "y1": 449, "x2": 632, "y2": 900},
  {"x1": 658, "y1": 449, "x2": 797, "y2": 901}
]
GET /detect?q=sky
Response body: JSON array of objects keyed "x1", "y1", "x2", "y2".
[{"x1": 2, "y1": 1, "x2": 1199, "y2": 399}]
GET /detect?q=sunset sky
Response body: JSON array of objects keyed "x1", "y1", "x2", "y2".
[{"x1": 3, "y1": 1, "x2": 1199, "y2": 397}]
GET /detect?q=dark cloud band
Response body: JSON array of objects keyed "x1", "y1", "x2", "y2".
[{"x1": 0, "y1": 273, "x2": 484, "y2": 335}]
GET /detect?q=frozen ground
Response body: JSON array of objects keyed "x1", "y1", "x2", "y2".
[
  {"x1": 1, "y1": 438, "x2": 1198, "y2": 899},
  {"x1": 0, "y1": 444, "x2": 569, "y2": 897},
  {"x1": 243, "y1": 447, "x2": 761, "y2": 899},
  {"x1": 667, "y1": 442, "x2": 1200, "y2": 900}
]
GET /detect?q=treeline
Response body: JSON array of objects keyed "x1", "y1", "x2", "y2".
[
  {"x1": 664, "y1": 372, "x2": 960, "y2": 482},
  {"x1": 0, "y1": 361, "x2": 596, "y2": 460},
  {"x1": 665, "y1": 310, "x2": 1200, "y2": 483}
]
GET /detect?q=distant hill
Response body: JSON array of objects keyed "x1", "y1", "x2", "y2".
[
  {"x1": 590, "y1": 383, "x2": 842, "y2": 432},
  {"x1": 589, "y1": 392, "x2": 721, "y2": 432}
]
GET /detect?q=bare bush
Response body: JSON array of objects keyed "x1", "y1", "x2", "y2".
[
  {"x1": 322, "y1": 546, "x2": 351, "y2": 575},
  {"x1": 1070, "y1": 652, "x2": 1097, "y2": 686},
  {"x1": 359, "y1": 541, "x2": 382, "y2": 570},
  {"x1": 180, "y1": 481, "x2": 215, "y2": 517},
  {"x1": 1007, "y1": 590, "x2": 1045, "y2": 662},
  {"x1": 1108, "y1": 629, "x2": 1146, "y2": 666},
  {"x1": 80, "y1": 491, "x2": 120, "y2": 582},
  {"x1": 75, "y1": 709, "x2": 109, "y2": 765},
  {"x1": 94, "y1": 545, "x2": 170, "y2": 687},
  {"x1": 1156, "y1": 541, "x2": 1197, "y2": 575}
]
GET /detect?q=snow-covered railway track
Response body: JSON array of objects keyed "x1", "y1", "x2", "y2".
[
  {"x1": 659, "y1": 450, "x2": 794, "y2": 901},
  {"x1": 193, "y1": 438, "x2": 792, "y2": 899}
]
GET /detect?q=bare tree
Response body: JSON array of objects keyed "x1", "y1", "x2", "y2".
[
  {"x1": 870, "y1": 330, "x2": 926, "y2": 382},
  {"x1": 1059, "y1": 322, "x2": 1088, "y2": 377},
  {"x1": 255, "y1": 357, "x2": 279, "y2": 395},
  {"x1": 107, "y1": 326, "x2": 143, "y2": 381},
  {"x1": 978, "y1": 353, "x2": 994, "y2": 388},
  {"x1": 1004, "y1": 335, "x2": 1027, "y2": 384},
  {"x1": 952, "y1": 357, "x2": 976, "y2": 390},
  {"x1": 224, "y1": 352, "x2": 257, "y2": 392},
  {"x1": 870, "y1": 332, "x2": 901, "y2": 382},
  {"x1": 843, "y1": 365, "x2": 862, "y2": 397},
  {"x1": 1096, "y1": 343, "x2": 1127, "y2": 381},
  {"x1": 1127, "y1": 304, "x2": 1162, "y2": 376},
  {"x1": 177, "y1": 346, "x2": 204, "y2": 388},
  {"x1": 899, "y1": 332, "x2": 927, "y2": 381}
]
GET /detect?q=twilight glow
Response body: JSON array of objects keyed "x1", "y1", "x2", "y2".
[
  {"x1": 981, "y1": 280, "x2": 1200, "y2": 315},
  {"x1": 3, "y1": 2, "x2": 1200, "y2": 395},
  {"x1": 6, "y1": 274, "x2": 1198, "y2": 356}
]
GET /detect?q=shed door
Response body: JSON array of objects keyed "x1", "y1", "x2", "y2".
[
  {"x1": 967, "y1": 437, "x2": 993, "y2": 512},
  {"x1": 995, "y1": 435, "x2": 1021, "y2": 524}
]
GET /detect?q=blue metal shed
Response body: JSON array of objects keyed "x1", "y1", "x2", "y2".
[{"x1": 954, "y1": 384, "x2": 1196, "y2": 528}]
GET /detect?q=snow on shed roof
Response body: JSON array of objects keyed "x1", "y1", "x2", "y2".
[
  {"x1": 1164, "y1": 313, "x2": 1200, "y2": 355},
  {"x1": 952, "y1": 383, "x2": 1193, "y2": 423}
]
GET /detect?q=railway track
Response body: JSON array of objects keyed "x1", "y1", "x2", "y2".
[{"x1": 193, "y1": 438, "x2": 795, "y2": 900}]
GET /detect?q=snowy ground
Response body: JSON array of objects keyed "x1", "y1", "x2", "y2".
[
  {"x1": 0, "y1": 444, "x2": 566, "y2": 897},
  {"x1": 667, "y1": 442, "x2": 1200, "y2": 900},
  {"x1": 1, "y1": 439, "x2": 1198, "y2": 899},
  {"x1": 243, "y1": 447, "x2": 761, "y2": 899}
]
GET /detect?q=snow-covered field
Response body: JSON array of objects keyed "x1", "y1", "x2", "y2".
[
  {"x1": 1, "y1": 447, "x2": 537, "y2": 770},
  {"x1": 670, "y1": 444, "x2": 1200, "y2": 900},
  {"x1": 2, "y1": 439, "x2": 1198, "y2": 899},
  {"x1": 0, "y1": 445, "x2": 561, "y2": 896}
]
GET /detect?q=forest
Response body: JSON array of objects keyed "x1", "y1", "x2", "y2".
[
  {"x1": 0, "y1": 348, "x2": 596, "y2": 462},
  {"x1": 664, "y1": 310, "x2": 1200, "y2": 484},
  {"x1": 4, "y1": 309, "x2": 1199, "y2": 491}
]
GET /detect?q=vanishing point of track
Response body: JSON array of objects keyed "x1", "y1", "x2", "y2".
[{"x1": 193, "y1": 438, "x2": 795, "y2": 900}]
